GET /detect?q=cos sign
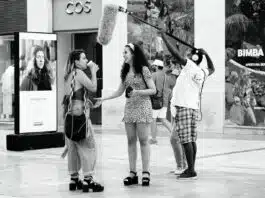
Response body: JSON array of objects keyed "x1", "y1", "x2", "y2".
[{"x1": 66, "y1": 0, "x2": 91, "y2": 15}]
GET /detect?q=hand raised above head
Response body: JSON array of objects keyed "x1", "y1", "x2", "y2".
[{"x1": 197, "y1": 48, "x2": 207, "y2": 55}]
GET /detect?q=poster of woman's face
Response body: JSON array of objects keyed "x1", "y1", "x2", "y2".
[
  {"x1": 19, "y1": 34, "x2": 57, "y2": 91},
  {"x1": 17, "y1": 32, "x2": 57, "y2": 133}
]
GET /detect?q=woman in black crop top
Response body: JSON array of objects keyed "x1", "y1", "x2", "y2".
[{"x1": 63, "y1": 49, "x2": 104, "y2": 193}]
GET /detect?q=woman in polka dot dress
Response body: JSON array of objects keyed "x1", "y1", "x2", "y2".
[{"x1": 95, "y1": 43, "x2": 156, "y2": 186}]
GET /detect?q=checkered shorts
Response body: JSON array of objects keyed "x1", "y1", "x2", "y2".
[{"x1": 172, "y1": 106, "x2": 198, "y2": 144}]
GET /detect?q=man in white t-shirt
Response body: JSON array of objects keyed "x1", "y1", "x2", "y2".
[{"x1": 161, "y1": 32, "x2": 215, "y2": 179}]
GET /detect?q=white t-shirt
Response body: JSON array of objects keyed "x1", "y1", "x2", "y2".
[{"x1": 170, "y1": 59, "x2": 209, "y2": 110}]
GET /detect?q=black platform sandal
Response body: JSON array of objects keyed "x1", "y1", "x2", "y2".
[
  {"x1": 123, "y1": 171, "x2": 138, "y2": 186},
  {"x1": 82, "y1": 177, "x2": 104, "y2": 192},
  {"x1": 142, "y1": 171, "x2": 150, "y2": 186},
  {"x1": 69, "y1": 178, "x2": 83, "y2": 191}
]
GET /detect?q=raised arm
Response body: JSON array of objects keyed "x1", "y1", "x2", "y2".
[
  {"x1": 161, "y1": 32, "x2": 187, "y2": 66},
  {"x1": 199, "y1": 48, "x2": 215, "y2": 76},
  {"x1": 75, "y1": 69, "x2": 97, "y2": 93}
]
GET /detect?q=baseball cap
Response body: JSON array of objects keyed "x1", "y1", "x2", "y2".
[{"x1": 152, "y1": 59, "x2": 164, "y2": 67}]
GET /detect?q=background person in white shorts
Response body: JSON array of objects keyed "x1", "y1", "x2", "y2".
[
  {"x1": 161, "y1": 31, "x2": 215, "y2": 179},
  {"x1": 149, "y1": 59, "x2": 176, "y2": 144}
]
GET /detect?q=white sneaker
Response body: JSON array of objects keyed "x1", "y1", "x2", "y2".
[
  {"x1": 169, "y1": 168, "x2": 184, "y2": 175},
  {"x1": 174, "y1": 168, "x2": 185, "y2": 175}
]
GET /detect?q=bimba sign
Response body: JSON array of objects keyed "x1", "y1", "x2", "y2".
[
  {"x1": 237, "y1": 48, "x2": 264, "y2": 57},
  {"x1": 66, "y1": 0, "x2": 91, "y2": 15}
]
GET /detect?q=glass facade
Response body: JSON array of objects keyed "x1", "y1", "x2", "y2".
[{"x1": 0, "y1": 35, "x2": 14, "y2": 123}]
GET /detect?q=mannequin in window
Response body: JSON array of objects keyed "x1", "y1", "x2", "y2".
[{"x1": 1, "y1": 62, "x2": 14, "y2": 119}]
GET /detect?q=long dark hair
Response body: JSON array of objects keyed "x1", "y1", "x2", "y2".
[
  {"x1": 29, "y1": 45, "x2": 53, "y2": 84},
  {"x1": 64, "y1": 49, "x2": 85, "y2": 81},
  {"x1": 120, "y1": 43, "x2": 150, "y2": 83}
]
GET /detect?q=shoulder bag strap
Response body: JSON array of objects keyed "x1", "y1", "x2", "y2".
[
  {"x1": 67, "y1": 69, "x2": 76, "y2": 114},
  {"x1": 61, "y1": 70, "x2": 76, "y2": 155},
  {"x1": 162, "y1": 73, "x2": 166, "y2": 95},
  {"x1": 198, "y1": 69, "x2": 207, "y2": 121},
  {"x1": 65, "y1": 69, "x2": 76, "y2": 140}
]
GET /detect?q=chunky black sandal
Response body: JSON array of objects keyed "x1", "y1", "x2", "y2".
[
  {"x1": 82, "y1": 177, "x2": 104, "y2": 192},
  {"x1": 69, "y1": 178, "x2": 83, "y2": 191},
  {"x1": 142, "y1": 171, "x2": 150, "y2": 186},
  {"x1": 123, "y1": 171, "x2": 138, "y2": 186}
]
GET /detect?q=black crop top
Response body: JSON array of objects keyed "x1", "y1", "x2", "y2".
[
  {"x1": 71, "y1": 88, "x2": 85, "y2": 101},
  {"x1": 62, "y1": 88, "x2": 85, "y2": 115}
]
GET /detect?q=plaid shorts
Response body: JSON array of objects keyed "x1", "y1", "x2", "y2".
[{"x1": 172, "y1": 106, "x2": 198, "y2": 144}]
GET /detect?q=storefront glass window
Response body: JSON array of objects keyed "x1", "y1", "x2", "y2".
[
  {"x1": 0, "y1": 35, "x2": 14, "y2": 123},
  {"x1": 225, "y1": 0, "x2": 265, "y2": 128}
]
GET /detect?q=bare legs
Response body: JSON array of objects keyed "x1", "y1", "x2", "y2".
[
  {"x1": 150, "y1": 118, "x2": 172, "y2": 144},
  {"x1": 125, "y1": 123, "x2": 151, "y2": 177}
]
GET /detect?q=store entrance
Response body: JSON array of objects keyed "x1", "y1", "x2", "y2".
[{"x1": 73, "y1": 32, "x2": 102, "y2": 125}]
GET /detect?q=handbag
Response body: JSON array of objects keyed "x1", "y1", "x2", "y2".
[
  {"x1": 151, "y1": 93, "x2": 164, "y2": 110},
  {"x1": 64, "y1": 69, "x2": 89, "y2": 142},
  {"x1": 65, "y1": 113, "x2": 87, "y2": 141},
  {"x1": 142, "y1": 71, "x2": 166, "y2": 110}
]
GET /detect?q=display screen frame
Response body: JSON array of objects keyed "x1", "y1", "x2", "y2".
[{"x1": 14, "y1": 32, "x2": 58, "y2": 134}]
